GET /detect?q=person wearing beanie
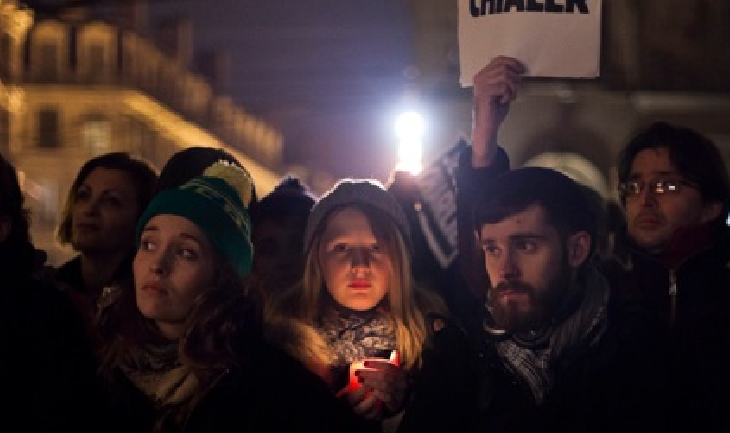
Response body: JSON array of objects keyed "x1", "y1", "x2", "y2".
[
  {"x1": 155, "y1": 146, "x2": 258, "y2": 205},
  {"x1": 96, "y1": 162, "x2": 362, "y2": 433},
  {"x1": 264, "y1": 178, "x2": 447, "y2": 431},
  {"x1": 249, "y1": 176, "x2": 316, "y2": 295}
]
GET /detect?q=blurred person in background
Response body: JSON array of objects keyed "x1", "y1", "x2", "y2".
[
  {"x1": 55, "y1": 151, "x2": 157, "y2": 337},
  {"x1": 248, "y1": 175, "x2": 316, "y2": 296}
]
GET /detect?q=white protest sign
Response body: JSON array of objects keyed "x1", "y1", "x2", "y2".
[{"x1": 458, "y1": 0, "x2": 602, "y2": 86}]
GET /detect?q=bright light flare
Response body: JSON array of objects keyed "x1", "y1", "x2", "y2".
[
  {"x1": 396, "y1": 111, "x2": 424, "y2": 141},
  {"x1": 395, "y1": 111, "x2": 423, "y2": 175}
]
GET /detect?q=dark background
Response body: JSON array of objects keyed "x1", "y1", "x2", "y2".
[{"x1": 148, "y1": 0, "x2": 417, "y2": 183}]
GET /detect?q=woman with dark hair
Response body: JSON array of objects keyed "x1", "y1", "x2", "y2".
[
  {"x1": 55, "y1": 152, "x2": 157, "y2": 334},
  {"x1": 96, "y1": 161, "x2": 360, "y2": 433}
]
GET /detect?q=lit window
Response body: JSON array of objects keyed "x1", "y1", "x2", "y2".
[{"x1": 82, "y1": 119, "x2": 111, "y2": 155}]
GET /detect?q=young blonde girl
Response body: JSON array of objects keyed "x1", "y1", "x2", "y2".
[{"x1": 265, "y1": 178, "x2": 447, "y2": 425}]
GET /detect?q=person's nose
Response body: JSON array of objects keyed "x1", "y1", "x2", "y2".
[
  {"x1": 639, "y1": 184, "x2": 658, "y2": 208},
  {"x1": 497, "y1": 248, "x2": 520, "y2": 281},
  {"x1": 79, "y1": 196, "x2": 101, "y2": 216},
  {"x1": 350, "y1": 247, "x2": 371, "y2": 276},
  {"x1": 147, "y1": 248, "x2": 172, "y2": 277}
]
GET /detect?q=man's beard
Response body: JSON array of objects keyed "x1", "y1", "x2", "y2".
[{"x1": 486, "y1": 254, "x2": 572, "y2": 334}]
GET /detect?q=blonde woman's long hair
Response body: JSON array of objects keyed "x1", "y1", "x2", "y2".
[{"x1": 265, "y1": 204, "x2": 446, "y2": 373}]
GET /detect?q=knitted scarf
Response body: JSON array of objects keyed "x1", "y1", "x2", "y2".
[
  {"x1": 317, "y1": 304, "x2": 397, "y2": 368},
  {"x1": 491, "y1": 266, "x2": 609, "y2": 405},
  {"x1": 118, "y1": 341, "x2": 200, "y2": 430}
]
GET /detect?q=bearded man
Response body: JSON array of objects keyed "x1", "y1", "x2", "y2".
[{"x1": 398, "y1": 57, "x2": 658, "y2": 433}]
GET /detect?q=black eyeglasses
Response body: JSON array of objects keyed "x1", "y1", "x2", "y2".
[{"x1": 618, "y1": 178, "x2": 699, "y2": 198}]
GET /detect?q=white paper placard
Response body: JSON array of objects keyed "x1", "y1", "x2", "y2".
[{"x1": 458, "y1": 0, "x2": 602, "y2": 86}]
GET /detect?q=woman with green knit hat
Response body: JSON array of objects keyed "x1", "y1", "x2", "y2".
[{"x1": 96, "y1": 161, "x2": 361, "y2": 433}]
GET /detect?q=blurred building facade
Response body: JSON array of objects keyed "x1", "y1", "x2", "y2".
[
  {"x1": 404, "y1": 0, "x2": 730, "y2": 201},
  {"x1": 0, "y1": 0, "x2": 283, "y2": 265}
]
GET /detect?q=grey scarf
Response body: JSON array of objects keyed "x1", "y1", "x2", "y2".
[
  {"x1": 317, "y1": 305, "x2": 397, "y2": 367},
  {"x1": 491, "y1": 266, "x2": 609, "y2": 405}
]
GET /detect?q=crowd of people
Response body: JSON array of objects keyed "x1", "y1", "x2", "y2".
[{"x1": 2, "y1": 55, "x2": 729, "y2": 433}]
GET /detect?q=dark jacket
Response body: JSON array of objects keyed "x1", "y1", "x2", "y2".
[
  {"x1": 397, "y1": 267, "x2": 656, "y2": 433},
  {"x1": 0, "y1": 243, "x2": 104, "y2": 433},
  {"x1": 55, "y1": 254, "x2": 134, "y2": 346},
  {"x1": 604, "y1": 224, "x2": 730, "y2": 433},
  {"x1": 103, "y1": 337, "x2": 367, "y2": 433}
]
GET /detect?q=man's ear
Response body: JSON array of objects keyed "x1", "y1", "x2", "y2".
[
  {"x1": 700, "y1": 201, "x2": 724, "y2": 224},
  {"x1": 0, "y1": 216, "x2": 11, "y2": 243},
  {"x1": 566, "y1": 231, "x2": 591, "y2": 268}
]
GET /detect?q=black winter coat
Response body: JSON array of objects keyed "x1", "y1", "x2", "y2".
[
  {"x1": 604, "y1": 225, "x2": 730, "y2": 433},
  {"x1": 397, "y1": 312, "x2": 660, "y2": 433},
  {"x1": 0, "y1": 244, "x2": 104, "y2": 433}
]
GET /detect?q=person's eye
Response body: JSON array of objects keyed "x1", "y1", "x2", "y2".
[
  {"x1": 620, "y1": 181, "x2": 643, "y2": 196},
  {"x1": 629, "y1": 181, "x2": 642, "y2": 195},
  {"x1": 332, "y1": 243, "x2": 348, "y2": 253},
  {"x1": 370, "y1": 243, "x2": 382, "y2": 252},
  {"x1": 662, "y1": 180, "x2": 679, "y2": 193},
  {"x1": 101, "y1": 195, "x2": 123, "y2": 207},
  {"x1": 482, "y1": 245, "x2": 500, "y2": 257},
  {"x1": 75, "y1": 188, "x2": 90, "y2": 201},
  {"x1": 178, "y1": 248, "x2": 199, "y2": 260},
  {"x1": 140, "y1": 239, "x2": 155, "y2": 251},
  {"x1": 515, "y1": 240, "x2": 537, "y2": 252}
]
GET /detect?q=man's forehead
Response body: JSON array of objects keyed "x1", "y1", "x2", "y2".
[
  {"x1": 630, "y1": 147, "x2": 679, "y2": 176},
  {"x1": 479, "y1": 204, "x2": 552, "y2": 239}
]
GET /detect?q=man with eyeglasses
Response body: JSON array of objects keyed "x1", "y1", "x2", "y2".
[{"x1": 609, "y1": 121, "x2": 730, "y2": 433}]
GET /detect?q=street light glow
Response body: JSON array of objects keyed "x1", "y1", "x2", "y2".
[
  {"x1": 396, "y1": 111, "x2": 423, "y2": 141},
  {"x1": 395, "y1": 111, "x2": 423, "y2": 175}
]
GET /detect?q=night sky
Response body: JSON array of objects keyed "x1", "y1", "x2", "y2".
[{"x1": 149, "y1": 0, "x2": 416, "y2": 187}]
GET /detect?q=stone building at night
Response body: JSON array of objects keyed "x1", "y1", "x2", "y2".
[{"x1": 1, "y1": 0, "x2": 283, "y2": 264}]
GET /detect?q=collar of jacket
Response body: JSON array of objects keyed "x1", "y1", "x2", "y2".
[{"x1": 616, "y1": 222, "x2": 730, "y2": 274}]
